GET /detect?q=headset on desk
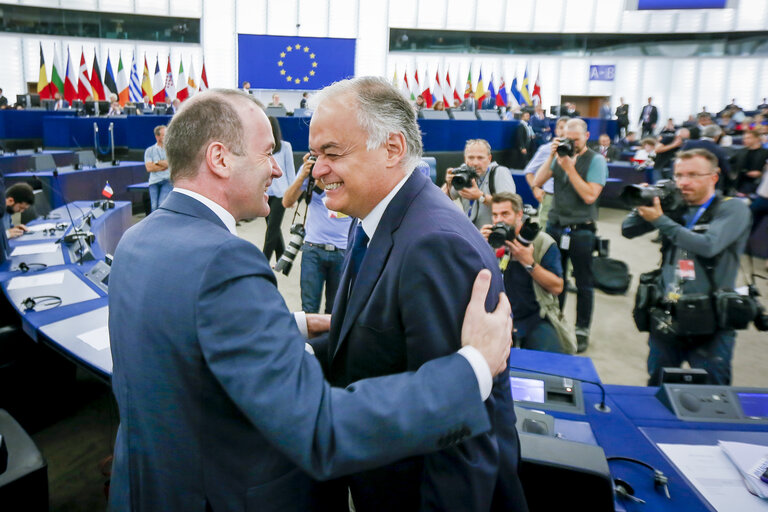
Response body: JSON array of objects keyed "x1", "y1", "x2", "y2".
[{"x1": 21, "y1": 295, "x2": 62, "y2": 311}]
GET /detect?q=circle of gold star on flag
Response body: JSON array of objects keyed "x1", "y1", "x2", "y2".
[{"x1": 277, "y1": 43, "x2": 318, "y2": 85}]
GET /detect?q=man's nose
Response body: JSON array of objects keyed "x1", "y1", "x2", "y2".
[{"x1": 271, "y1": 156, "x2": 283, "y2": 177}]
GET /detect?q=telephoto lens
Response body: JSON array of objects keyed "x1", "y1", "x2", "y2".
[
  {"x1": 274, "y1": 223, "x2": 306, "y2": 276},
  {"x1": 516, "y1": 217, "x2": 541, "y2": 246}
]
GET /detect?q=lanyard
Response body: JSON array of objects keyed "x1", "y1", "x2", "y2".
[
  {"x1": 685, "y1": 194, "x2": 715, "y2": 229},
  {"x1": 467, "y1": 172, "x2": 487, "y2": 218}
]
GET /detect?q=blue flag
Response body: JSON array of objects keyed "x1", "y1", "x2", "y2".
[
  {"x1": 238, "y1": 34, "x2": 355, "y2": 90},
  {"x1": 510, "y1": 77, "x2": 524, "y2": 106}
]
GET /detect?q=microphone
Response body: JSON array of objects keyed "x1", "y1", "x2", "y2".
[
  {"x1": 508, "y1": 365, "x2": 611, "y2": 413},
  {"x1": 52, "y1": 169, "x2": 93, "y2": 264}
]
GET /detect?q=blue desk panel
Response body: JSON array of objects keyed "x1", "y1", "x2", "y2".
[
  {"x1": 3, "y1": 163, "x2": 147, "y2": 208},
  {"x1": 0, "y1": 109, "x2": 72, "y2": 139},
  {"x1": 42, "y1": 115, "x2": 172, "y2": 150},
  {"x1": 0, "y1": 150, "x2": 76, "y2": 173}
]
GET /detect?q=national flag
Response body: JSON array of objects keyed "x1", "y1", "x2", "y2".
[
  {"x1": 412, "y1": 69, "x2": 421, "y2": 100},
  {"x1": 521, "y1": 66, "x2": 533, "y2": 106},
  {"x1": 102, "y1": 181, "x2": 114, "y2": 199},
  {"x1": 90, "y1": 53, "x2": 106, "y2": 101},
  {"x1": 463, "y1": 70, "x2": 472, "y2": 99},
  {"x1": 129, "y1": 56, "x2": 142, "y2": 103},
  {"x1": 403, "y1": 68, "x2": 414, "y2": 100},
  {"x1": 37, "y1": 44, "x2": 51, "y2": 99},
  {"x1": 474, "y1": 68, "x2": 486, "y2": 106},
  {"x1": 432, "y1": 69, "x2": 443, "y2": 107},
  {"x1": 510, "y1": 75, "x2": 524, "y2": 106},
  {"x1": 64, "y1": 47, "x2": 77, "y2": 105},
  {"x1": 446, "y1": 69, "x2": 461, "y2": 105},
  {"x1": 199, "y1": 60, "x2": 209, "y2": 91},
  {"x1": 487, "y1": 73, "x2": 497, "y2": 106},
  {"x1": 496, "y1": 77, "x2": 508, "y2": 108},
  {"x1": 116, "y1": 53, "x2": 129, "y2": 106},
  {"x1": 152, "y1": 57, "x2": 165, "y2": 104},
  {"x1": 164, "y1": 56, "x2": 175, "y2": 101},
  {"x1": 391, "y1": 68, "x2": 398, "y2": 88},
  {"x1": 104, "y1": 52, "x2": 118, "y2": 100},
  {"x1": 532, "y1": 68, "x2": 542, "y2": 106},
  {"x1": 421, "y1": 71, "x2": 432, "y2": 108},
  {"x1": 176, "y1": 60, "x2": 188, "y2": 102},
  {"x1": 141, "y1": 55, "x2": 153, "y2": 101},
  {"x1": 440, "y1": 69, "x2": 450, "y2": 106},
  {"x1": 77, "y1": 49, "x2": 93, "y2": 102},
  {"x1": 50, "y1": 45, "x2": 64, "y2": 97},
  {"x1": 187, "y1": 59, "x2": 198, "y2": 99}
]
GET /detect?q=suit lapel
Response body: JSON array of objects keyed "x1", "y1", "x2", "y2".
[{"x1": 332, "y1": 172, "x2": 428, "y2": 361}]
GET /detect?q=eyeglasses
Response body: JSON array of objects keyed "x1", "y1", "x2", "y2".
[{"x1": 673, "y1": 172, "x2": 714, "y2": 181}]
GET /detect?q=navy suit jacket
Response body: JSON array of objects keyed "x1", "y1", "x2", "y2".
[
  {"x1": 108, "y1": 191, "x2": 494, "y2": 512},
  {"x1": 681, "y1": 139, "x2": 731, "y2": 178},
  {"x1": 312, "y1": 172, "x2": 526, "y2": 511}
]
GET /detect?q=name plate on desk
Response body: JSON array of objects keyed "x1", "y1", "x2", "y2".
[{"x1": 657, "y1": 384, "x2": 768, "y2": 424}]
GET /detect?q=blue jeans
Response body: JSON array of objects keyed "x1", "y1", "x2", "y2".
[
  {"x1": 515, "y1": 317, "x2": 563, "y2": 353},
  {"x1": 647, "y1": 329, "x2": 736, "y2": 386},
  {"x1": 546, "y1": 223, "x2": 596, "y2": 331},
  {"x1": 300, "y1": 244, "x2": 346, "y2": 314},
  {"x1": 149, "y1": 180, "x2": 173, "y2": 211}
]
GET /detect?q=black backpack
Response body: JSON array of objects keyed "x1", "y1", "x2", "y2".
[{"x1": 592, "y1": 257, "x2": 632, "y2": 295}]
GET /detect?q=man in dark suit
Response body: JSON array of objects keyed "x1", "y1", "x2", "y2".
[
  {"x1": 479, "y1": 91, "x2": 495, "y2": 110},
  {"x1": 0, "y1": 88, "x2": 7, "y2": 109},
  {"x1": 639, "y1": 97, "x2": 658, "y2": 137},
  {"x1": 511, "y1": 110, "x2": 535, "y2": 168},
  {"x1": 308, "y1": 77, "x2": 527, "y2": 511},
  {"x1": 615, "y1": 97, "x2": 629, "y2": 138},
  {"x1": 53, "y1": 92, "x2": 68, "y2": 110},
  {"x1": 108, "y1": 88, "x2": 515, "y2": 511},
  {"x1": 590, "y1": 133, "x2": 621, "y2": 162},
  {"x1": 732, "y1": 129, "x2": 768, "y2": 195}
]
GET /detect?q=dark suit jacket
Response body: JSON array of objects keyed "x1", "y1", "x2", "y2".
[
  {"x1": 108, "y1": 191, "x2": 493, "y2": 512},
  {"x1": 530, "y1": 114, "x2": 550, "y2": 135},
  {"x1": 639, "y1": 105, "x2": 658, "y2": 126},
  {"x1": 615, "y1": 104, "x2": 629, "y2": 126},
  {"x1": 732, "y1": 146, "x2": 768, "y2": 194},
  {"x1": 511, "y1": 122, "x2": 533, "y2": 168},
  {"x1": 312, "y1": 172, "x2": 526, "y2": 511},
  {"x1": 590, "y1": 143, "x2": 621, "y2": 162}
]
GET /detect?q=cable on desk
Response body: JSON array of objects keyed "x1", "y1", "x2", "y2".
[{"x1": 607, "y1": 456, "x2": 671, "y2": 499}]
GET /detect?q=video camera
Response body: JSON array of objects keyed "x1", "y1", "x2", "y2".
[
  {"x1": 488, "y1": 205, "x2": 541, "y2": 249},
  {"x1": 620, "y1": 179, "x2": 686, "y2": 214},
  {"x1": 451, "y1": 164, "x2": 479, "y2": 191}
]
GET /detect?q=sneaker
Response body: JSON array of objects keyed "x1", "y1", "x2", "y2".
[{"x1": 576, "y1": 334, "x2": 589, "y2": 353}]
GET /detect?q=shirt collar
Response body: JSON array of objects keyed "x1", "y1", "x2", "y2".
[
  {"x1": 360, "y1": 172, "x2": 411, "y2": 242},
  {"x1": 173, "y1": 188, "x2": 238, "y2": 235}
]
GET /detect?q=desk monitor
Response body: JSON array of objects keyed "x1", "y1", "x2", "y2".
[
  {"x1": 476, "y1": 110, "x2": 501, "y2": 121},
  {"x1": 71, "y1": 99, "x2": 84, "y2": 111},
  {"x1": 123, "y1": 105, "x2": 137, "y2": 116},
  {"x1": 509, "y1": 370, "x2": 585, "y2": 415},
  {"x1": 448, "y1": 110, "x2": 476, "y2": 120},
  {"x1": 265, "y1": 106, "x2": 288, "y2": 117},
  {"x1": 737, "y1": 392, "x2": 768, "y2": 419},
  {"x1": 32, "y1": 153, "x2": 56, "y2": 172},
  {"x1": 154, "y1": 105, "x2": 168, "y2": 115},
  {"x1": 419, "y1": 110, "x2": 450, "y2": 120},
  {"x1": 16, "y1": 94, "x2": 27, "y2": 108},
  {"x1": 30, "y1": 94, "x2": 41, "y2": 107},
  {"x1": 42, "y1": 99, "x2": 56, "y2": 111},
  {"x1": 75, "y1": 150, "x2": 97, "y2": 168}
]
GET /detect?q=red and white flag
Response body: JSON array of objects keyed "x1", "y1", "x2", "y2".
[
  {"x1": 164, "y1": 56, "x2": 175, "y2": 100},
  {"x1": 446, "y1": 69, "x2": 461, "y2": 106},
  {"x1": 199, "y1": 60, "x2": 209, "y2": 91},
  {"x1": 152, "y1": 56, "x2": 165, "y2": 104},
  {"x1": 102, "y1": 181, "x2": 114, "y2": 199},
  {"x1": 64, "y1": 46, "x2": 78, "y2": 105},
  {"x1": 77, "y1": 49, "x2": 93, "y2": 102}
]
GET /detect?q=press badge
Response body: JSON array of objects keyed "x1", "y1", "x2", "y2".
[
  {"x1": 678, "y1": 259, "x2": 695, "y2": 280},
  {"x1": 560, "y1": 234, "x2": 571, "y2": 250}
]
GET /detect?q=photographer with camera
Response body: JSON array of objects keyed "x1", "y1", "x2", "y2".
[
  {"x1": 443, "y1": 139, "x2": 516, "y2": 229},
  {"x1": 282, "y1": 153, "x2": 352, "y2": 314},
  {"x1": 533, "y1": 118, "x2": 608, "y2": 353},
  {"x1": 622, "y1": 149, "x2": 753, "y2": 386},
  {"x1": 480, "y1": 192, "x2": 573, "y2": 354}
]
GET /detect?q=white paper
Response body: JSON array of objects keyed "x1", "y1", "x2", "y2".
[
  {"x1": 719, "y1": 441, "x2": 768, "y2": 498},
  {"x1": 7, "y1": 271, "x2": 66, "y2": 290},
  {"x1": 10, "y1": 243, "x2": 59, "y2": 256},
  {"x1": 24, "y1": 223, "x2": 59, "y2": 233},
  {"x1": 77, "y1": 326, "x2": 110, "y2": 351},
  {"x1": 658, "y1": 443, "x2": 768, "y2": 512}
]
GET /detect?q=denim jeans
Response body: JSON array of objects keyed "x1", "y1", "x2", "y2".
[
  {"x1": 546, "y1": 223, "x2": 596, "y2": 331},
  {"x1": 647, "y1": 329, "x2": 736, "y2": 386},
  {"x1": 149, "y1": 179, "x2": 173, "y2": 211},
  {"x1": 300, "y1": 244, "x2": 346, "y2": 314},
  {"x1": 515, "y1": 318, "x2": 563, "y2": 353}
]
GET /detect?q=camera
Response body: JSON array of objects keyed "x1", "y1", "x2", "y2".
[
  {"x1": 620, "y1": 179, "x2": 686, "y2": 214},
  {"x1": 274, "y1": 223, "x2": 306, "y2": 276},
  {"x1": 451, "y1": 164, "x2": 479, "y2": 191},
  {"x1": 488, "y1": 223, "x2": 513, "y2": 249},
  {"x1": 487, "y1": 205, "x2": 541, "y2": 249},
  {"x1": 556, "y1": 138, "x2": 575, "y2": 157},
  {"x1": 749, "y1": 285, "x2": 768, "y2": 332}
]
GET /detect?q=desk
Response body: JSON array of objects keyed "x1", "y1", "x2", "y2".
[
  {"x1": 0, "y1": 151, "x2": 76, "y2": 173},
  {"x1": 0, "y1": 201, "x2": 130, "y2": 381},
  {"x1": 3, "y1": 162, "x2": 147, "y2": 208},
  {"x1": 0, "y1": 109, "x2": 72, "y2": 140},
  {"x1": 42, "y1": 115, "x2": 171, "y2": 150}
]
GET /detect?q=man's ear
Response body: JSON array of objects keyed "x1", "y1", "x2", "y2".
[
  {"x1": 385, "y1": 132, "x2": 407, "y2": 168},
  {"x1": 205, "y1": 141, "x2": 231, "y2": 179}
]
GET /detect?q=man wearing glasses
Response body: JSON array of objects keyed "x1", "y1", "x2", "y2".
[{"x1": 622, "y1": 149, "x2": 751, "y2": 385}]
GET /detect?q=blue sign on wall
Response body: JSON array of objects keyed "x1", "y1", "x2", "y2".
[
  {"x1": 638, "y1": 0, "x2": 727, "y2": 9},
  {"x1": 589, "y1": 65, "x2": 615, "y2": 81},
  {"x1": 238, "y1": 34, "x2": 356, "y2": 91}
]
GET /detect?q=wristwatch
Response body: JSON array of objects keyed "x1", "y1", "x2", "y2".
[
  {"x1": 524, "y1": 262, "x2": 537, "y2": 273},
  {"x1": 478, "y1": 194, "x2": 486, "y2": 204}
]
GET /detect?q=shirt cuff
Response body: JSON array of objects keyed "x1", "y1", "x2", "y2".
[
  {"x1": 294, "y1": 311, "x2": 308, "y2": 338},
  {"x1": 458, "y1": 346, "x2": 493, "y2": 401}
]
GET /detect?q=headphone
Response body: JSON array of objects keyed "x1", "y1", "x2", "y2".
[
  {"x1": 15, "y1": 262, "x2": 48, "y2": 273},
  {"x1": 21, "y1": 295, "x2": 62, "y2": 312},
  {"x1": 608, "y1": 456, "x2": 671, "y2": 503}
]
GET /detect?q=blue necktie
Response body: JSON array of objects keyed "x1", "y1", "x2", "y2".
[{"x1": 349, "y1": 222, "x2": 369, "y2": 289}]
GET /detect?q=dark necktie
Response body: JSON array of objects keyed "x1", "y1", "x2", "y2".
[{"x1": 349, "y1": 222, "x2": 369, "y2": 290}]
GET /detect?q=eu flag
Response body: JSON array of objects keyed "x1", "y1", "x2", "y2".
[{"x1": 238, "y1": 34, "x2": 356, "y2": 90}]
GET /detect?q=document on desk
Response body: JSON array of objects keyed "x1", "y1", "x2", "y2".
[
  {"x1": 719, "y1": 441, "x2": 768, "y2": 499},
  {"x1": 10, "y1": 243, "x2": 59, "y2": 256},
  {"x1": 77, "y1": 326, "x2": 110, "y2": 351},
  {"x1": 658, "y1": 443, "x2": 768, "y2": 511},
  {"x1": 7, "y1": 270, "x2": 65, "y2": 290},
  {"x1": 24, "y1": 223, "x2": 60, "y2": 233}
]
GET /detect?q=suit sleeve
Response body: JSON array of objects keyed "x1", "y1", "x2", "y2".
[
  {"x1": 398, "y1": 231, "x2": 506, "y2": 510},
  {"x1": 195, "y1": 238, "x2": 491, "y2": 481}
]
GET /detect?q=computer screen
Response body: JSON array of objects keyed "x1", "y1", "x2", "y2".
[
  {"x1": 510, "y1": 377, "x2": 546, "y2": 403},
  {"x1": 737, "y1": 393, "x2": 768, "y2": 418}
]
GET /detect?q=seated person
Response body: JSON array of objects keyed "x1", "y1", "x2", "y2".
[
  {"x1": 4, "y1": 183, "x2": 35, "y2": 239},
  {"x1": 634, "y1": 137, "x2": 657, "y2": 165},
  {"x1": 591, "y1": 133, "x2": 621, "y2": 162},
  {"x1": 432, "y1": 100, "x2": 445, "y2": 111},
  {"x1": 480, "y1": 192, "x2": 567, "y2": 353},
  {"x1": 732, "y1": 129, "x2": 768, "y2": 196},
  {"x1": 617, "y1": 131, "x2": 639, "y2": 150},
  {"x1": 107, "y1": 101, "x2": 123, "y2": 116},
  {"x1": 267, "y1": 93, "x2": 284, "y2": 108}
]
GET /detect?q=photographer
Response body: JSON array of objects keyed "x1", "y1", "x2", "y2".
[
  {"x1": 282, "y1": 153, "x2": 352, "y2": 314},
  {"x1": 533, "y1": 118, "x2": 608, "y2": 353},
  {"x1": 443, "y1": 138, "x2": 516, "y2": 229},
  {"x1": 480, "y1": 193, "x2": 570, "y2": 353},
  {"x1": 622, "y1": 149, "x2": 752, "y2": 385}
]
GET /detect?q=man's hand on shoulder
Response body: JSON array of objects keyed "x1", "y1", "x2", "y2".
[
  {"x1": 461, "y1": 270, "x2": 512, "y2": 377},
  {"x1": 306, "y1": 314, "x2": 331, "y2": 338}
]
